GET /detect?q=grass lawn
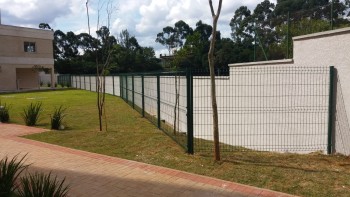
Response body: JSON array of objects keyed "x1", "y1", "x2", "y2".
[{"x1": 1, "y1": 89, "x2": 350, "y2": 197}]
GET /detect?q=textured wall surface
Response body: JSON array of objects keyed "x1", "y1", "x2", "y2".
[
  {"x1": 71, "y1": 27, "x2": 350, "y2": 155},
  {"x1": 0, "y1": 25, "x2": 54, "y2": 90},
  {"x1": 230, "y1": 27, "x2": 350, "y2": 155}
]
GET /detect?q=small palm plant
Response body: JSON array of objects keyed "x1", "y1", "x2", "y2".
[
  {"x1": 0, "y1": 155, "x2": 29, "y2": 196},
  {"x1": 0, "y1": 101, "x2": 10, "y2": 123},
  {"x1": 22, "y1": 102, "x2": 43, "y2": 126},
  {"x1": 50, "y1": 106, "x2": 67, "y2": 130},
  {"x1": 16, "y1": 172, "x2": 69, "y2": 197}
]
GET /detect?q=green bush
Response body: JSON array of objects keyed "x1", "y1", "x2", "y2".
[
  {"x1": 0, "y1": 155, "x2": 28, "y2": 196},
  {"x1": 17, "y1": 172, "x2": 69, "y2": 197},
  {"x1": 22, "y1": 102, "x2": 43, "y2": 126},
  {"x1": 0, "y1": 101, "x2": 10, "y2": 123},
  {"x1": 0, "y1": 155, "x2": 69, "y2": 197},
  {"x1": 51, "y1": 106, "x2": 67, "y2": 130}
]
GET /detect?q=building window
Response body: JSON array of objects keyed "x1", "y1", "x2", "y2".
[{"x1": 24, "y1": 42, "x2": 36, "y2": 52}]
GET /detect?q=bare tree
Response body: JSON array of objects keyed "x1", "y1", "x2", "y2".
[
  {"x1": 86, "y1": 0, "x2": 91, "y2": 35},
  {"x1": 208, "y1": 0, "x2": 222, "y2": 161},
  {"x1": 86, "y1": 0, "x2": 116, "y2": 131}
]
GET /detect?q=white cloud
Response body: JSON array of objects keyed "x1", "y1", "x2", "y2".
[
  {"x1": 0, "y1": 0, "x2": 271, "y2": 57},
  {"x1": 0, "y1": 0, "x2": 83, "y2": 28}
]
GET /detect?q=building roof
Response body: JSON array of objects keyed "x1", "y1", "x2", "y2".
[{"x1": 0, "y1": 24, "x2": 53, "y2": 40}]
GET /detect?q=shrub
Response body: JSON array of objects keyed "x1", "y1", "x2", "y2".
[
  {"x1": 22, "y1": 102, "x2": 43, "y2": 126},
  {"x1": 0, "y1": 155, "x2": 69, "y2": 197},
  {"x1": 51, "y1": 106, "x2": 67, "y2": 130},
  {"x1": 0, "y1": 155, "x2": 28, "y2": 196},
  {"x1": 47, "y1": 82, "x2": 51, "y2": 87},
  {"x1": 0, "y1": 101, "x2": 10, "y2": 123},
  {"x1": 16, "y1": 172, "x2": 69, "y2": 197}
]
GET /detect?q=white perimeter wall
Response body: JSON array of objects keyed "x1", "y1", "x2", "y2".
[
  {"x1": 230, "y1": 27, "x2": 350, "y2": 155},
  {"x1": 71, "y1": 27, "x2": 350, "y2": 155}
]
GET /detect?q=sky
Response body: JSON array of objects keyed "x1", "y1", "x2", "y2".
[{"x1": 0, "y1": 0, "x2": 276, "y2": 57}]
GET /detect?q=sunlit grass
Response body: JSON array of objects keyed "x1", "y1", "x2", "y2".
[{"x1": 2, "y1": 90, "x2": 350, "y2": 197}]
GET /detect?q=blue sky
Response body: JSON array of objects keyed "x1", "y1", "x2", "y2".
[{"x1": 0, "y1": 0, "x2": 275, "y2": 56}]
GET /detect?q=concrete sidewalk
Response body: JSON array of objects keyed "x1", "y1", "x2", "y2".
[{"x1": 0, "y1": 124, "x2": 296, "y2": 197}]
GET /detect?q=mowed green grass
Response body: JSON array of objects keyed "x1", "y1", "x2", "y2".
[{"x1": 1, "y1": 90, "x2": 350, "y2": 197}]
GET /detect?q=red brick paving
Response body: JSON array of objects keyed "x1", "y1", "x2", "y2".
[{"x1": 0, "y1": 123, "x2": 297, "y2": 197}]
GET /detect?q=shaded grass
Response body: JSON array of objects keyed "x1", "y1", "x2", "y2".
[{"x1": 2, "y1": 90, "x2": 350, "y2": 197}]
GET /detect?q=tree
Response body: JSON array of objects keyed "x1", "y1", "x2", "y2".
[
  {"x1": 112, "y1": 29, "x2": 160, "y2": 73},
  {"x1": 229, "y1": 6, "x2": 253, "y2": 43},
  {"x1": 53, "y1": 30, "x2": 80, "y2": 61},
  {"x1": 208, "y1": 0, "x2": 222, "y2": 161},
  {"x1": 275, "y1": 18, "x2": 330, "y2": 58},
  {"x1": 214, "y1": 38, "x2": 236, "y2": 68},
  {"x1": 86, "y1": 1, "x2": 116, "y2": 132},
  {"x1": 156, "y1": 26, "x2": 180, "y2": 55},
  {"x1": 156, "y1": 21, "x2": 194, "y2": 55},
  {"x1": 174, "y1": 20, "x2": 193, "y2": 47},
  {"x1": 194, "y1": 20, "x2": 213, "y2": 41},
  {"x1": 275, "y1": 0, "x2": 329, "y2": 18}
]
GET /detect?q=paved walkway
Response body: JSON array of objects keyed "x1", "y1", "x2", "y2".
[{"x1": 0, "y1": 123, "x2": 296, "y2": 197}]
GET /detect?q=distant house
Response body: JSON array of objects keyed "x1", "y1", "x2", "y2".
[
  {"x1": 159, "y1": 54, "x2": 174, "y2": 70},
  {"x1": 0, "y1": 24, "x2": 54, "y2": 91}
]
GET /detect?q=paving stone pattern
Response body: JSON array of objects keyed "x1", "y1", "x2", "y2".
[{"x1": 0, "y1": 123, "x2": 297, "y2": 197}]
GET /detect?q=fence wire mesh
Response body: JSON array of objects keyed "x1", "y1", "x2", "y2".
[
  {"x1": 334, "y1": 71, "x2": 350, "y2": 155},
  {"x1": 193, "y1": 67, "x2": 330, "y2": 153},
  {"x1": 71, "y1": 66, "x2": 337, "y2": 155},
  {"x1": 120, "y1": 72, "x2": 189, "y2": 151}
]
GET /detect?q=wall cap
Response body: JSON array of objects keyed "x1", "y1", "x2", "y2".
[
  {"x1": 293, "y1": 27, "x2": 350, "y2": 41},
  {"x1": 228, "y1": 59, "x2": 294, "y2": 67},
  {"x1": 0, "y1": 24, "x2": 53, "y2": 40}
]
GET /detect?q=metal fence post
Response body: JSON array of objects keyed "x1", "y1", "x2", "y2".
[
  {"x1": 132, "y1": 75, "x2": 135, "y2": 109},
  {"x1": 95, "y1": 76, "x2": 98, "y2": 92},
  {"x1": 88, "y1": 76, "x2": 90, "y2": 91},
  {"x1": 68, "y1": 75, "x2": 71, "y2": 87},
  {"x1": 142, "y1": 75, "x2": 145, "y2": 117},
  {"x1": 328, "y1": 66, "x2": 335, "y2": 154},
  {"x1": 186, "y1": 69, "x2": 194, "y2": 154},
  {"x1": 157, "y1": 75, "x2": 161, "y2": 128},
  {"x1": 112, "y1": 75, "x2": 115, "y2": 95},
  {"x1": 120, "y1": 75, "x2": 123, "y2": 99},
  {"x1": 126, "y1": 76, "x2": 128, "y2": 102}
]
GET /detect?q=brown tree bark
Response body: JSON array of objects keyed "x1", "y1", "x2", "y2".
[
  {"x1": 86, "y1": 0, "x2": 114, "y2": 132},
  {"x1": 208, "y1": 0, "x2": 222, "y2": 161}
]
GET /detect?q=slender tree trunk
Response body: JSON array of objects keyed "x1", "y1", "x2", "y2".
[
  {"x1": 86, "y1": 1, "x2": 90, "y2": 35},
  {"x1": 208, "y1": 0, "x2": 222, "y2": 161},
  {"x1": 103, "y1": 75, "x2": 108, "y2": 131},
  {"x1": 86, "y1": 0, "x2": 116, "y2": 132},
  {"x1": 96, "y1": 59, "x2": 103, "y2": 131}
]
